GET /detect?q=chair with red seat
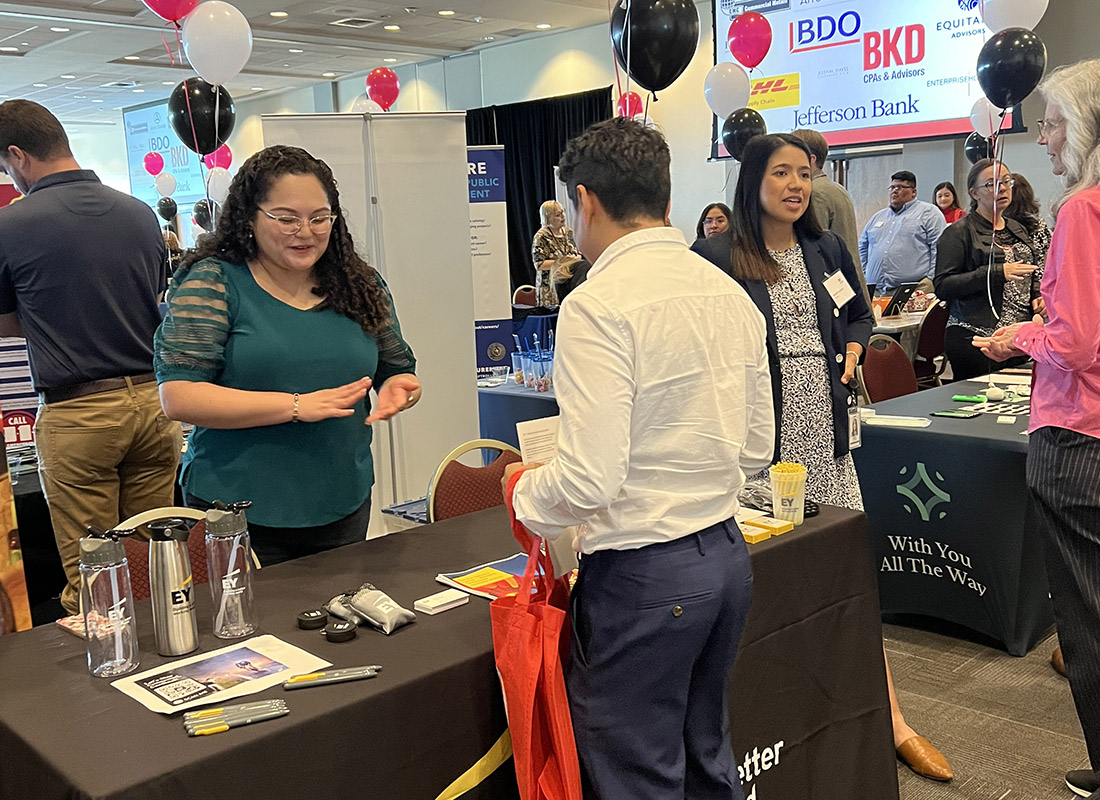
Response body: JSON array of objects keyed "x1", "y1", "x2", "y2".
[
  {"x1": 512, "y1": 285, "x2": 536, "y2": 306},
  {"x1": 912, "y1": 301, "x2": 949, "y2": 388},
  {"x1": 858, "y1": 334, "x2": 919, "y2": 404},
  {"x1": 119, "y1": 511, "x2": 210, "y2": 602},
  {"x1": 428, "y1": 439, "x2": 522, "y2": 523}
]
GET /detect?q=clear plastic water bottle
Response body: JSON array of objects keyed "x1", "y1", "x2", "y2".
[
  {"x1": 79, "y1": 527, "x2": 139, "y2": 677},
  {"x1": 205, "y1": 501, "x2": 257, "y2": 639}
]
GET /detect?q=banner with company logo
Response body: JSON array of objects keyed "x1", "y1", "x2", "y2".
[
  {"x1": 0, "y1": 408, "x2": 31, "y2": 635},
  {"x1": 712, "y1": 0, "x2": 1015, "y2": 153},
  {"x1": 468, "y1": 146, "x2": 512, "y2": 378}
]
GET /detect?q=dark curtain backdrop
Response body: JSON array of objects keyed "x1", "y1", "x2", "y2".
[{"x1": 466, "y1": 87, "x2": 613, "y2": 290}]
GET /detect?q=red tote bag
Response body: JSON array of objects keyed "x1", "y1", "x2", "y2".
[{"x1": 491, "y1": 470, "x2": 582, "y2": 800}]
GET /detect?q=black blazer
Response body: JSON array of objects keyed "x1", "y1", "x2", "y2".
[
  {"x1": 694, "y1": 230, "x2": 872, "y2": 460},
  {"x1": 933, "y1": 213, "x2": 1037, "y2": 331}
]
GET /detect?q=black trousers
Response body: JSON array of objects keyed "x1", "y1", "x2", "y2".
[
  {"x1": 566, "y1": 519, "x2": 753, "y2": 800},
  {"x1": 1027, "y1": 426, "x2": 1100, "y2": 769},
  {"x1": 944, "y1": 325, "x2": 1030, "y2": 381},
  {"x1": 186, "y1": 493, "x2": 371, "y2": 566}
]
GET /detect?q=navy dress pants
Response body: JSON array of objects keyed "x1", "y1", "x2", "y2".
[{"x1": 566, "y1": 518, "x2": 753, "y2": 800}]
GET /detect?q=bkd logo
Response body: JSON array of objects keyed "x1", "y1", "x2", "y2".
[
  {"x1": 864, "y1": 25, "x2": 925, "y2": 69},
  {"x1": 789, "y1": 11, "x2": 861, "y2": 53}
]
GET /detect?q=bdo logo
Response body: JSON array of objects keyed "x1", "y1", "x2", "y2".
[{"x1": 789, "y1": 11, "x2": 861, "y2": 53}]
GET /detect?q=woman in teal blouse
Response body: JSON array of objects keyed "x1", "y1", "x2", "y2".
[{"x1": 154, "y1": 145, "x2": 420, "y2": 564}]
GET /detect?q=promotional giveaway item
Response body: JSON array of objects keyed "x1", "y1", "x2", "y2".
[
  {"x1": 323, "y1": 582, "x2": 416, "y2": 635},
  {"x1": 79, "y1": 527, "x2": 140, "y2": 678},
  {"x1": 148, "y1": 519, "x2": 199, "y2": 657},
  {"x1": 769, "y1": 462, "x2": 808, "y2": 525},
  {"x1": 184, "y1": 699, "x2": 289, "y2": 736},
  {"x1": 283, "y1": 665, "x2": 381, "y2": 690},
  {"x1": 204, "y1": 501, "x2": 256, "y2": 639}
]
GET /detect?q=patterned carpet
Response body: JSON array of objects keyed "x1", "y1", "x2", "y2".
[{"x1": 886, "y1": 622, "x2": 1089, "y2": 799}]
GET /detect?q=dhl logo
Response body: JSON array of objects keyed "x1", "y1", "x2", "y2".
[{"x1": 748, "y1": 73, "x2": 801, "y2": 110}]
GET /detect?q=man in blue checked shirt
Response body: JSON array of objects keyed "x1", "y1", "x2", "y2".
[{"x1": 859, "y1": 170, "x2": 947, "y2": 293}]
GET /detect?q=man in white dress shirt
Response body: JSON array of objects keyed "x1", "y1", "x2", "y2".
[{"x1": 505, "y1": 117, "x2": 774, "y2": 800}]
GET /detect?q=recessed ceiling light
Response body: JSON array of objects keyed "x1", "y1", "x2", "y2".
[
  {"x1": 535, "y1": 23, "x2": 552, "y2": 29},
  {"x1": 132, "y1": 88, "x2": 144, "y2": 93},
  {"x1": 251, "y1": 86, "x2": 263, "y2": 91},
  {"x1": 269, "y1": 10, "x2": 288, "y2": 17},
  {"x1": 283, "y1": 63, "x2": 290, "y2": 67},
  {"x1": 33, "y1": 83, "x2": 47, "y2": 87},
  {"x1": 124, "y1": 55, "x2": 139, "y2": 61},
  {"x1": 322, "y1": 72, "x2": 336, "y2": 78},
  {"x1": 162, "y1": 81, "x2": 174, "y2": 85},
  {"x1": 73, "y1": 95, "x2": 86, "y2": 99},
  {"x1": 383, "y1": 58, "x2": 397, "y2": 63},
  {"x1": 438, "y1": 9, "x2": 455, "y2": 15},
  {"x1": 0, "y1": 46, "x2": 18, "y2": 52},
  {"x1": 60, "y1": 74, "x2": 76, "y2": 79},
  {"x1": 289, "y1": 48, "x2": 303, "y2": 53},
  {"x1": 91, "y1": 98, "x2": 102, "y2": 102},
  {"x1": 482, "y1": 35, "x2": 494, "y2": 41},
  {"x1": 384, "y1": 24, "x2": 400, "y2": 31},
  {"x1": 50, "y1": 27, "x2": 70, "y2": 32},
  {"x1": 20, "y1": 42, "x2": 29, "y2": 46}
]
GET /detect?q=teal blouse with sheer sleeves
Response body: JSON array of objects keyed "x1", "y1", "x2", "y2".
[{"x1": 154, "y1": 258, "x2": 416, "y2": 528}]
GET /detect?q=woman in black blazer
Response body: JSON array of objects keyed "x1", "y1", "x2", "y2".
[
  {"x1": 699, "y1": 133, "x2": 953, "y2": 783},
  {"x1": 933, "y1": 158, "x2": 1041, "y2": 380}
]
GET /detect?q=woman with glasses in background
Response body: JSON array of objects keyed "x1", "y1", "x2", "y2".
[
  {"x1": 933, "y1": 159, "x2": 1040, "y2": 380},
  {"x1": 154, "y1": 145, "x2": 420, "y2": 564}
]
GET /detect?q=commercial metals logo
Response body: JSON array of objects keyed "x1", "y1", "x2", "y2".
[
  {"x1": 896, "y1": 462, "x2": 951, "y2": 521},
  {"x1": 748, "y1": 72, "x2": 801, "y2": 110}
]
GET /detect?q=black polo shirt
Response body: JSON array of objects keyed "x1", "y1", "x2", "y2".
[{"x1": 0, "y1": 170, "x2": 167, "y2": 391}]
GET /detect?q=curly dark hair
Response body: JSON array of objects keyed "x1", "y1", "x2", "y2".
[{"x1": 177, "y1": 145, "x2": 390, "y2": 333}]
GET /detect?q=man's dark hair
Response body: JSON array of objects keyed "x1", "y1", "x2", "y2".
[
  {"x1": 0, "y1": 100, "x2": 72, "y2": 161},
  {"x1": 791, "y1": 129, "x2": 828, "y2": 168},
  {"x1": 891, "y1": 170, "x2": 917, "y2": 188},
  {"x1": 557, "y1": 117, "x2": 670, "y2": 223}
]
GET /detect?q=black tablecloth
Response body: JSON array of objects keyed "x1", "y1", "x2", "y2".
[
  {"x1": 853, "y1": 381, "x2": 1053, "y2": 655},
  {"x1": 0, "y1": 506, "x2": 897, "y2": 800}
]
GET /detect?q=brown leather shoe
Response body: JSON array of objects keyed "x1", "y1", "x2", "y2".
[
  {"x1": 896, "y1": 735, "x2": 954, "y2": 781},
  {"x1": 1052, "y1": 646, "x2": 1067, "y2": 677}
]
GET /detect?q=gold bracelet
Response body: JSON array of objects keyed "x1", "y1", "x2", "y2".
[
  {"x1": 292, "y1": 392, "x2": 300, "y2": 423},
  {"x1": 846, "y1": 349, "x2": 860, "y2": 357}
]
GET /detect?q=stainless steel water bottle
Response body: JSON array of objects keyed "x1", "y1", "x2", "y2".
[
  {"x1": 205, "y1": 501, "x2": 257, "y2": 639},
  {"x1": 148, "y1": 519, "x2": 199, "y2": 656},
  {"x1": 79, "y1": 527, "x2": 139, "y2": 678}
]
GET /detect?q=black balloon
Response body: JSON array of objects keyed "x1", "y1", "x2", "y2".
[
  {"x1": 976, "y1": 28, "x2": 1047, "y2": 110},
  {"x1": 964, "y1": 132, "x2": 994, "y2": 165},
  {"x1": 192, "y1": 199, "x2": 213, "y2": 231},
  {"x1": 722, "y1": 108, "x2": 766, "y2": 162},
  {"x1": 156, "y1": 197, "x2": 178, "y2": 221},
  {"x1": 168, "y1": 78, "x2": 236, "y2": 156},
  {"x1": 610, "y1": 0, "x2": 699, "y2": 93}
]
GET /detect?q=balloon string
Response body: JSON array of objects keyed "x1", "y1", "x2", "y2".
[
  {"x1": 606, "y1": 0, "x2": 623, "y2": 98},
  {"x1": 160, "y1": 25, "x2": 176, "y2": 66},
  {"x1": 643, "y1": 92, "x2": 650, "y2": 123},
  {"x1": 624, "y1": 0, "x2": 632, "y2": 107},
  {"x1": 180, "y1": 81, "x2": 212, "y2": 230}
]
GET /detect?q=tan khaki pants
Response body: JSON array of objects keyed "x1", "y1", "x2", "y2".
[{"x1": 35, "y1": 380, "x2": 182, "y2": 614}]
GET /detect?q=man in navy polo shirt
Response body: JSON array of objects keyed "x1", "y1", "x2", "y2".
[{"x1": 0, "y1": 100, "x2": 181, "y2": 615}]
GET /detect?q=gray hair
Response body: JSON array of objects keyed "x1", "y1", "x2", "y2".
[{"x1": 1040, "y1": 59, "x2": 1100, "y2": 215}]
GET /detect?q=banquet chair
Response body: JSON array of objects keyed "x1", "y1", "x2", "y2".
[
  {"x1": 124, "y1": 519, "x2": 210, "y2": 602},
  {"x1": 512, "y1": 285, "x2": 536, "y2": 306},
  {"x1": 912, "y1": 301, "x2": 949, "y2": 388},
  {"x1": 858, "y1": 334, "x2": 919, "y2": 404},
  {"x1": 427, "y1": 439, "x2": 522, "y2": 523}
]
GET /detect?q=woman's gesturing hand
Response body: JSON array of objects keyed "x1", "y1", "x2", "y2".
[{"x1": 297, "y1": 378, "x2": 371, "y2": 422}]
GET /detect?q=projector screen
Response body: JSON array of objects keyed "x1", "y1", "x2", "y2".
[{"x1": 711, "y1": 0, "x2": 1020, "y2": 157}]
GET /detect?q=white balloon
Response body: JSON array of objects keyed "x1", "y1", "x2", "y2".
[
  {"x1": 970, "y1": 96, "x2": 1004, "y2": 138},
  {"x1": 182, "y1": 1, "x2": 253, "y2": 86},
  {"x1": 703, "y1": 63, "x2": 751, "y2": 120},
  {"x1": 980, "y1": 0, "x2": 1049, "y2": 32},
  {"x1": 350, "y1": 95, "x2": 384, "y2": 114},
  {"x1": 154, "y1": 172, "x2": 176, "y2": 197},
  {"x1": 205, "y1": 167, "x2": 232, "y2": 204}
]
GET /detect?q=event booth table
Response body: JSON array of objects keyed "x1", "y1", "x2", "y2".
[
  {"x1": 0, "y1": 505, "x2": 897, "y2": 800},
  {"x1": 477, "y1": 382, "x2": 558, "y2": 449},
  {"x1": 853, "y1": 381, "x2": 1053, "y2": 656}
]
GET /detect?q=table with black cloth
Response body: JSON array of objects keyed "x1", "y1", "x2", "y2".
[
  {"x1": 852, "y1": 380, "x2": 1053, "y2": 656},
  {"x1": 0, "y1": 505, "x2": 897, "y2": 800},
  {"x1": 477, "y1": 381, "x2": 558, "y2": 449}
]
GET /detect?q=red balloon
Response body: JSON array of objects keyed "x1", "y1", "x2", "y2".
[
  {"x1": 141, "y1": 0, "x2": 200, "y2": 22},
  {"x1": 203, "y1": 144, "x2": 232, "y2": 170},
  {"x1": 616, "y1": 92, "x2": 643, "y2": 118},
  {"x1": 366, "y1": 68, "x2": 400, "y2": 111},
  {"x1": 143, "y1": 152, "x2": 164, "y2": 176},
  {"x1": 727, "y1": 12, "x2": 772, "y2": 70}
]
